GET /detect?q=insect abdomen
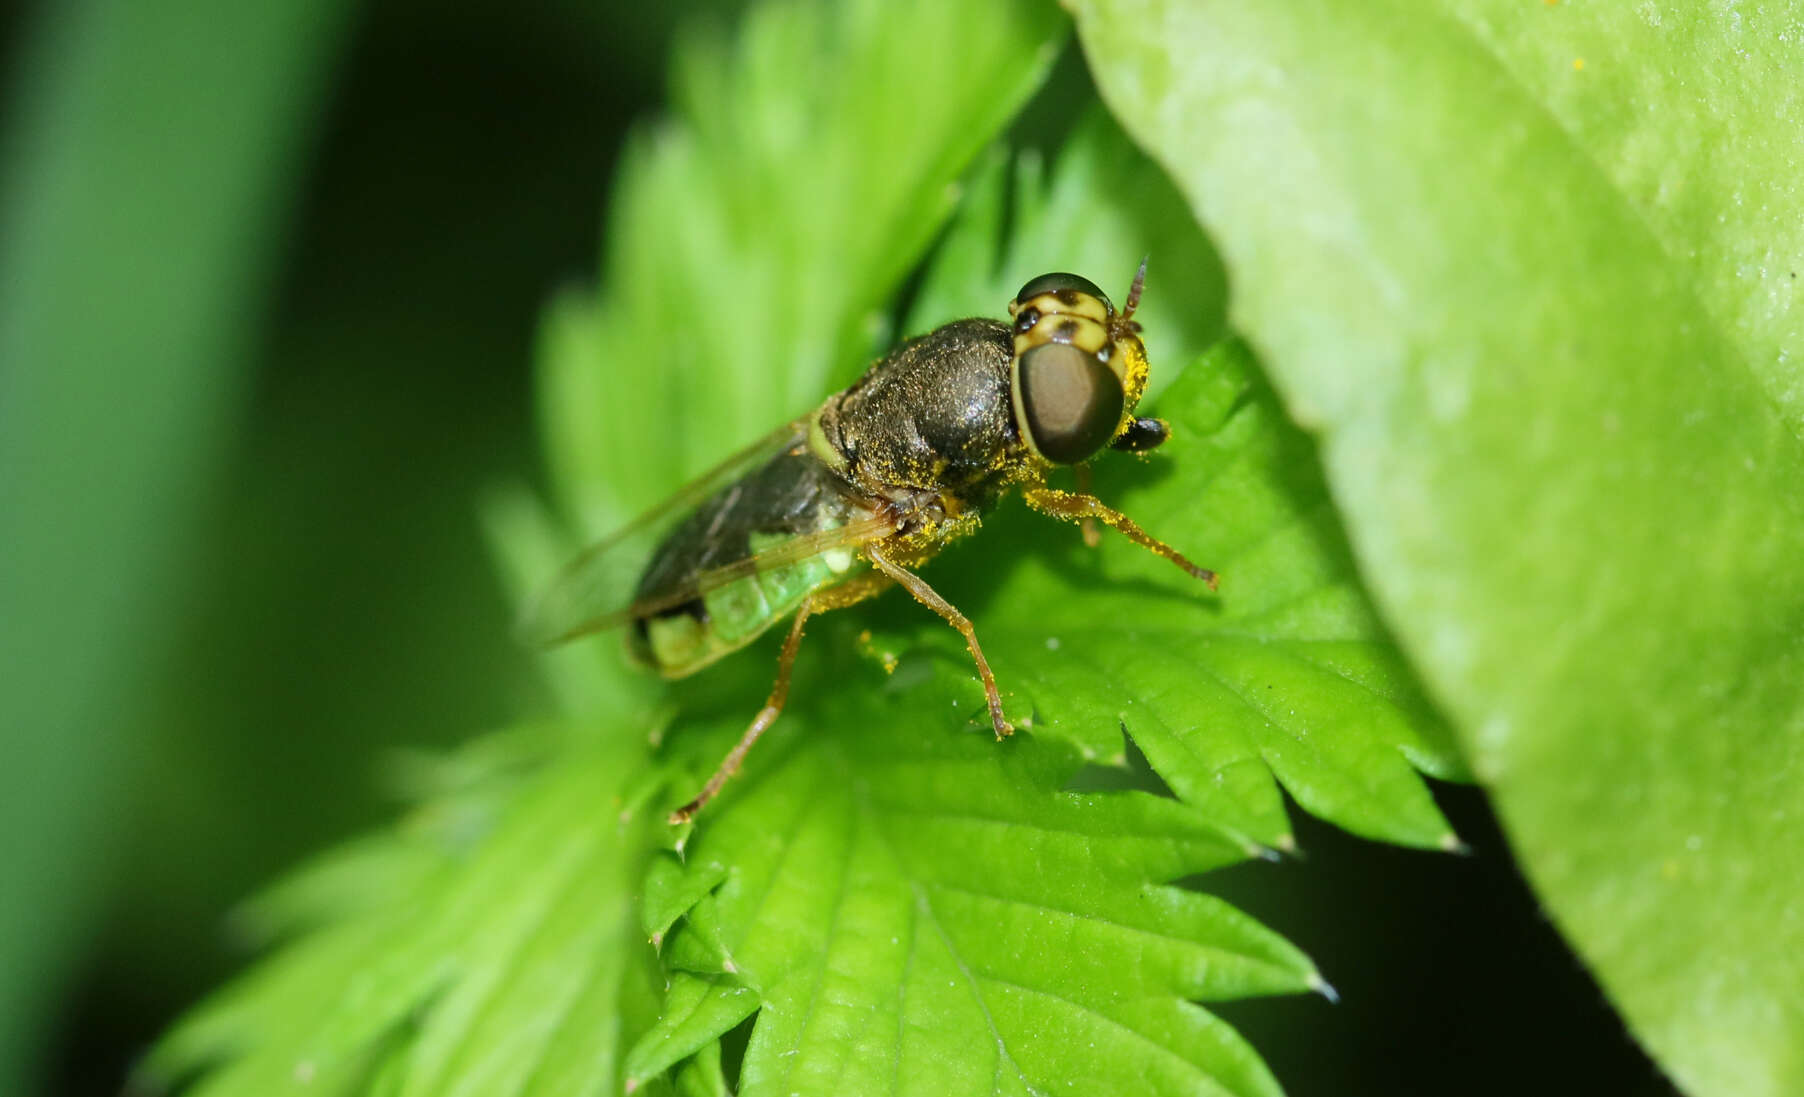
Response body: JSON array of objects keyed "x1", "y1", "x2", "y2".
[
  {"x1": 634, "y1": 542, "x2": 862, "y2": 676},
  {"x1": 627, "y1": 452, "x2": 865, "y2": 678}
]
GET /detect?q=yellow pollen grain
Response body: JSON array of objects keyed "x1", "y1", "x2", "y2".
[{"x1": 1573, "y1": 56, "x2": 1585, "y2": 71}]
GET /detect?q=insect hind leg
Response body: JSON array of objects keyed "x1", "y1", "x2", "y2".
[{"x1": 669, "y1": 572, "x2": 891, "y2": 824}]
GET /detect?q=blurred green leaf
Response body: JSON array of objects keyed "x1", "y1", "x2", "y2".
[
  {"x1": 1072, "y1": 2, "x2": 1804, "y2": 1094},
  {"x1": 522, "y1": 0, "x2": 1069, "y2": 709},
  {"x1": 0, "y1": 0, "x2": 351, "y2": 1087},
  {"x1": 902, "y1": 116, "x2": 1227, "y2": 383},
  {"x1": 540, "y1": 0, "x2": 1066, "y2": 531},
  {"x1": 143, "y1": 733, "x2": 663, "y2": 1097}
]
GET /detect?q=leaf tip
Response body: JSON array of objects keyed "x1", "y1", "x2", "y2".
[
  {"x1": 1310, "y1": 972, "x2": 1341, "y2": 1005},
  {"x1": 1256, "y1": 833, "x2": 1301, "y2": 862},
  {"x1": 1245, "y1": 840, "x2": 1284, "y2": 863},
  {"x1": 1438, "y1": 831, "x2": 1470, "y2": 855}
]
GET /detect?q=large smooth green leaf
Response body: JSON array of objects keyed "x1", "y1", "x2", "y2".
[{"x1": 1072, "y1": 2, "x2": 1804, "y2": 1094}]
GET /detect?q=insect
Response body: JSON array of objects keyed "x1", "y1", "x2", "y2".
[{"x1": 523, "y1": 264, "x2": 1217, "y2": 823}]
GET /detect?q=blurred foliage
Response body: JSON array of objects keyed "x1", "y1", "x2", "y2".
[
  {"x1": 1, "y1": 0, "x2": 696, "y2": 1092},
  {"x1": 0, "y1": 0, "x2": 354, "y2": 1090}
]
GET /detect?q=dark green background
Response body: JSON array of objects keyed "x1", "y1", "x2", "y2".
[{"x1": 0, "y1": 1, "x2": 1675, "y2": 1093}]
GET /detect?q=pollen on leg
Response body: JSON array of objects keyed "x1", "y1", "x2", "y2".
[{"x1": 1023, "y1": 487, "x2": 1218, "y2": 590}]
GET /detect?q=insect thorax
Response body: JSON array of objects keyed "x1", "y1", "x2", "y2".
[{"x1": 811, "y1": 318, "x2": 1025, "y2": 500}]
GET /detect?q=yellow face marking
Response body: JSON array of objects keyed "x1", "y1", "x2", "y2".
[
  {"x1": 1013, "y1": 314, "x2": 1111, "y2": 359},
  {"x1": 1010, "y1": 290, "x2": 1111, "y2": 326},
  {"x1": 1110, "y1": 331, "x2": 1151, "y2": 422}
]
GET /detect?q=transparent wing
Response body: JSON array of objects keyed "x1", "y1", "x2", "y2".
[
  {"x1": 518, "y1": 421, "x2": 899, "y2": 646},
  {"x1": 518, "y1": 421, "x2": 809, "y2": 645}
]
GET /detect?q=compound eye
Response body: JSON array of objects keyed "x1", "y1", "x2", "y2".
[
  {"x1": 1013, "y1": 272, "x2": 1111, "y2": 312},
  {"x1": 1014, "y1": 343, "x2": 1125, "y2": 464}
]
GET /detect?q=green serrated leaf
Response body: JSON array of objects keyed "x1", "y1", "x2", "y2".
[
  {"x1": 393, "y1": 822, "x2": 631, "y2": 1096},
  {"x1": 584, "y1": 27, "x2": 1460, "y2": 1092},
  {"x1": 887, "y1": 110, "x2": 1463, "y2": 850},
  {"x1": 644, "y1": 854, "x2": 729, "y2": 948},
  {"x1": 978, "y1": 340, "x2": 1464, "y2": 850},
  {"x1": 651, "y1": 681, "x2": 1316, "y2": 1097},
  {"x1": 1072, "y1": 1, "x2": 1804, "y2": 1094},
  {"x1": 624, "y1": 973, "x2": 759, "y2": 1087},
  {"x1": 667, "y1": 1040, "x2": 733, "y2": 1097},
  {"x1": 624, "y1": 320, "x2": 1449, "y2": 1089}
]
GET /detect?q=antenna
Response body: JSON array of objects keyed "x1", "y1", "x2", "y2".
[{"x1": 1122, "y1": 255, "x2": 1149, "y2": 323}]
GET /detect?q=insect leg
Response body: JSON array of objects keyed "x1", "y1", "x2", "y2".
[
  {"x1": 1022, "y1": 487, "x2": 1219, "y2": 590},
  {"x1": 863, "y1": 543, "x2": 1013, "y2": 739},
  {"x1": 669, "y1": 573, "x2": 892, "y2": 824},
  {"x1": 669, "y1": 599, "x2": 816, "y2": 824}
]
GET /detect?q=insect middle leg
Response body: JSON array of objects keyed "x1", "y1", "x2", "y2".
[
  {"x1": 670, "y1": 572, "x2": 891, "y2": 824},
  {"x1": 1022, "y1": 486, "x2": 1219, "y2": 590},
  {"x1": 863, "y1": 542, "x2": 1013, "y2": 739}
]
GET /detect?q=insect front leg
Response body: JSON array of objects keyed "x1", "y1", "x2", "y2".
[
  {"x1": 1074, "y1": 418, "x2": 1169, "y2": 547},
  {"x1": 863, "y1": 543, "x2": 1014, "y2": 739},
  {"x1": 1071, "y1": 464, "x2": 1102, "y2": 548},
  {"x1": 1022, "y1": 486, "x2": 1219, "y2": 591}
]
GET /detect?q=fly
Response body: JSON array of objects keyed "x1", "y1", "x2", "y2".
[{"x1": 522, "y1": 264, "x2": 1217, "y2": 822}]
